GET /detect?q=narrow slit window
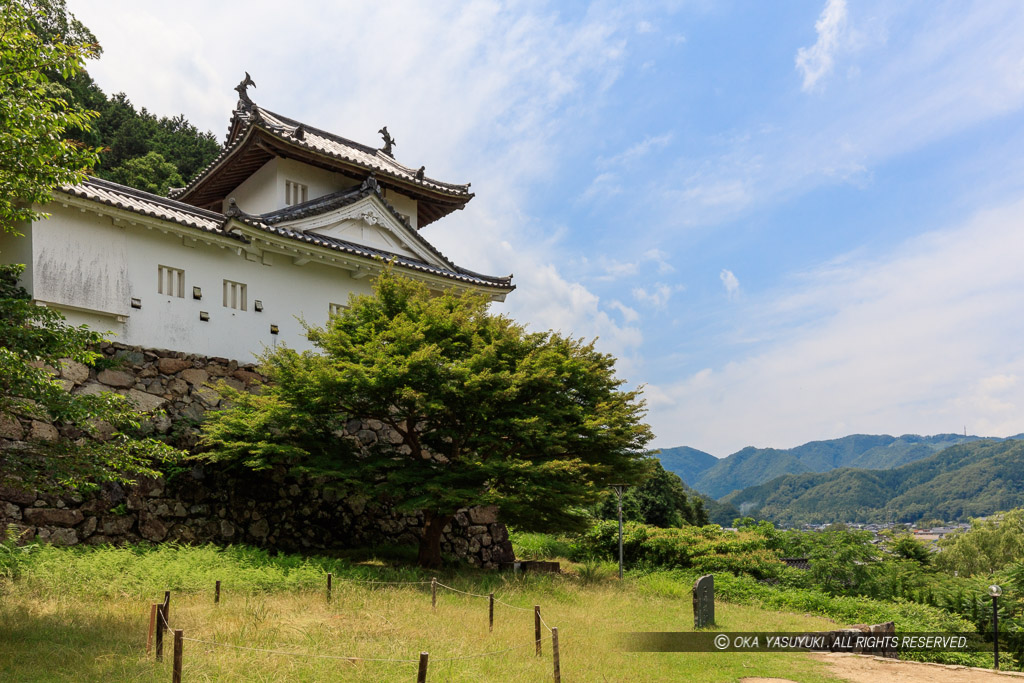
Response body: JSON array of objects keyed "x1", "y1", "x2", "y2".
[
  {"x1": 285, "y1": 180, "x2": 308, "y2": 206},
  {"x1": 157, "y1": 265, "x2": 185, "y2": 297},
  {"x1": 223, "y1": 280, "x2": 247, "y2": 311}
]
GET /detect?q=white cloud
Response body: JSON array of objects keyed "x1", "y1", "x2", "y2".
[
  {"x1": 795, "y1": 0, "x2": 849, "y2": 92},
  {"x1": 610, "y1": 300, "x2": 641, "y2": 323},
  {"x1": 719, "y1": 269, "x2": 740, "y2": 299},
  {"x1": 648, "y1": 199, "x2": 1024, "y2": 455},
  {"x1": 632, "y1": 283, "x2": 678, "y2": 308}
]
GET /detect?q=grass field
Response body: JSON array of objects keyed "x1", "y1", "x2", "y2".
[{"x1": 0, "y1": 543, "x2": 852, "y2": 682}]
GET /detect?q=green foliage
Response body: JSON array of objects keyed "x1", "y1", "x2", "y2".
[
  {"x1": 508, "y1": 531, "x2": 573, "y2": 560},
  {"x1": 0, "y1": 266, "x2": 182, "y2": 491},
  {"x1": 0, "y1": 0, "x2": 100, "y2": 232},
  {"x1": 594, "y1": 458, "x2": 696, "y2": 527},
  {"x1": 573, "y1": 520, "x2": 787, "y2": 579},
  {"x1": 0, "y1": 3, "x2": 182, "y2": 491},
  {"x1": 107, "y1": 150, "x2": 183, "y2": 195},
  {"x1": 202, "y1": 271, "x2": 653, "y2": 566},
  {"x1": 90, "y1": 93, "x2": 220, "y2": 187},
  {"x1": 935, "y1": 509, "x2": 1024, "y2": 576}
]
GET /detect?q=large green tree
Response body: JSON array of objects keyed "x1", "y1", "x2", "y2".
[
  {"x1": 202, "y1": 271, "x2": 653, "y2": 567},
  {"x1": 0, "y1": 0, "x2": 180, "y2": 492}
]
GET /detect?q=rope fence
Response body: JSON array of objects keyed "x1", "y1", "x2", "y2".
[{"x1": 147, "y1": 576, "x2": 565, "y2": 681}]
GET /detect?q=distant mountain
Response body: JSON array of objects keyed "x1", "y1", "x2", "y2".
[
  {"x1": 655, "y1": 446, "x2": 717, "y2": 485},
  {"x1": 686, "y1": 433, "x2": 986, "y2": 498},
  {"x1": 721, "y1": 439, "x2": 1024, "y2": 525}
]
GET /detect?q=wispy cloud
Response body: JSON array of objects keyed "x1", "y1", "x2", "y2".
[
  {"x1": 795, "y1": 0, "x2": 849, "y2": 92},
  {"x1": 719, "y1": 269, "x2": 740, "y2": 299},
  {"x1": 648, "y1": 199, "x2": 1024, "y2": 454}
]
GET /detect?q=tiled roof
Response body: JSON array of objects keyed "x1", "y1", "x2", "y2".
[
  {"x1": 172, "y1": 104, "x2": 473, "y2": 222},
  {"x1": 253, "y1": 107, "x2": 471, "y2": 196},
  {"x1": 257, "y1": 178, "x2": 462, "y2": 274},
  {"x1": 60, "y1": 177, "x2": 239, "y2": 239},
  {"x1": 58, "y1": 178, "x2": 513, "y2": 291}
]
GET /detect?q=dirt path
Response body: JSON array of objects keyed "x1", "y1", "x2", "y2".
[{"x1": 740, "y1": 653, "x2": 1024, "y2": 683}]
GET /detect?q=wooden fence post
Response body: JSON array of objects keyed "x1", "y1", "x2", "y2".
[
  {"x1": 552, "y1": 626, "x2": 561, "y2": 683},
  {"x1": 155, "y1": 604, "x2": 165, "y2": 661},
  {"x1": 327, "y1": 573, "x2": 332, "y2": 602},
  {"x1": 163, "y1": 590, "x2": 171, "y2": 623},
  {"x1": 431, "y1": 577, "x2": 437, "y2": 611},
  {"x1": 417, "y1": 651, "x2": 429, "y2": 682},
  {"x1": 172, "y1": 629, "x2": 183, "y2": 683},
  {"x1": 146, "y1": 603, "x2": 157, "y2": 654},
  {"x1": 489, "y1": 593, "x2": 494, "y2": 633},
  {"x1": 534, "y1": 605, "x2": 542, "y2": 656},
  {"x1": 215, "y1": 580, "x2": 221, "y2": 604}
]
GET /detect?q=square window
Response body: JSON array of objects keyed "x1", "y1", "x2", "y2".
[
  {"x1": 158, "y1": 265, "x2": 185, "y2": 298},
  {"x1": 329, "y1": 302, "x2": 347, "y2": 317},
  {"x1": 223, "y1": 279, "x2": 247, "y2": 311}
]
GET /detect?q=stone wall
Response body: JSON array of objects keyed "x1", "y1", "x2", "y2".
[{"x1": 0, "y1": 342, "x2": 515, "y2": 567}]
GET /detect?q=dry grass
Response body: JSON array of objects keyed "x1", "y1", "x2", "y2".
[{"x1": 0, "y1": 545, "x2": 854, "y2": 682}]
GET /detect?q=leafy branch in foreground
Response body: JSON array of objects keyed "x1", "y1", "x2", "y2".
[{"x1": 202, "y1": 271, "x2": 653, "y2": 567}]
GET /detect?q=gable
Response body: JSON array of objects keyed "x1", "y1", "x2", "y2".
[{"x1": 274, "y1": 194, "x2": 447, "y2": 268}]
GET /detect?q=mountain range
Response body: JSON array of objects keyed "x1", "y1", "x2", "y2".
[
  {"x1": 720, "y1": 439, "x2": 1024, "y2": 524},
  {"x1": 662, "y1": 433, "x2": 995, "y2": 499},
  {"x1": 655, "y1": 433, "x2": 1024, "y2": 525}
]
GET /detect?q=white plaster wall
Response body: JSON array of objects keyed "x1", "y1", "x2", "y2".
[
  {"x1": 16, "y1": 205, "x2": 377, "y2": 361},
  {"x1": 224, "y1": 158, "x2": 281, "y2": 215},
  {"x1": 383, "y1": 189, "x2": 418, "y2": 230},
  {"x1": 30, "y1": 207, "x2": 130, "y2": 316},
  {"x1": 117, "y1": 228, "x2": 375, "y2": 361},
  {"x1": 223, "y1": 157, "x2": 416, "y2": 225}
]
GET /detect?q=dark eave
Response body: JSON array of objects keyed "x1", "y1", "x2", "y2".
[{"x1": 175, "y1": 106, "x2": 474, "y2": 227}]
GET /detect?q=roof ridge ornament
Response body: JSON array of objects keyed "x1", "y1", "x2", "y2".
[
  {"x1": 360, "y1": 174, "x2": 380, "y2": 194},
  {"x1": 234, "y1": 72, "x2": 256, "y2": 111},
  {"x1": 415, "y1": 166, "x2": 425, "y2": 180},
  {"x1": 378, "y1": 126, "x2": 396, "y2": 157}
]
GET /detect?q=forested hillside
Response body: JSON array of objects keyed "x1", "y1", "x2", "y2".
[
  {"x1": 654, "y1": 445, "x2": 717, "y2": 484},
  {"x1": 36, "y1": 3, "x2": 220, "y2": 195},
  {"x1": 722, "y1": 439, "x2": 1024, "y2": 524},
  {"x1": 687, "y1": 433, "x2": 986, "y2": 498}
]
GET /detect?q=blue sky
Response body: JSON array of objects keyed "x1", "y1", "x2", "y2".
[{"x1": 69, "y1": 0, "x2": 1024, "y2": 456}]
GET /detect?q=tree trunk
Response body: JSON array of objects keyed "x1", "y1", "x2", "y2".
[{"x1": 417, "y1": 511, "x2": 453, "y2": 569}]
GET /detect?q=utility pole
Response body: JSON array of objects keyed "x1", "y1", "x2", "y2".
[{"x1": 612, "y1": 485, "x2": 625, "y2": 580}]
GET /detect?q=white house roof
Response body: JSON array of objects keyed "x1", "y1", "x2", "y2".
[{"x1": 59, "y1": 177, "x2": 514, "y2": 292}]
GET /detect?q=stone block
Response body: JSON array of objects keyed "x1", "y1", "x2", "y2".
[
  {"x1": 179, "y1": 368, "x2": 209, "y2": 386},
  {"x1": 157, "y1": 357, "x2": 192, "y2": 374},
  {"x1": 23, "y1": 507, "x2": 83, "y2": 526},
  {"x1": 192, "y1": 385, "x2": 221, "y2": 408},
  {"x1": 249, "y1": 518, "x2": 270, "y2": 539},
  {"x1": 126, "y1": 388, "x2": 167, "y2": 412},
  {"x1": 78, "y1": 515, "x2": 97, "y2": 538},
  {"x1": 139, "y1": 515, "x2": 168, "y2": 542},
  {"x1": 59, "y1": 359, "x2": 90, "y2": 384},
  {"x1": 468, "y1": 505, "x2": 499, "y2": 525},
  {"x1": 2, "y1": 502, "x2": 23, "y2": 521},
  {"x1": 232, "y1": 369, "x2": 263, "y2": 385},
  {"x1": 29, "y1": 421, "x2": 59, "y2": 441},
  {"x1": 101, "y1": 516, "x2": 135, "y2": 535},
  {"x1": 97, "y1": 369, "x2": 134, "y2": 388},
  {"x1": 49, "y1": 528, "x2": 80, "y2": 546},
  {"x1": 0, "y1": 413, "x2": 24, "y2": 440}
]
